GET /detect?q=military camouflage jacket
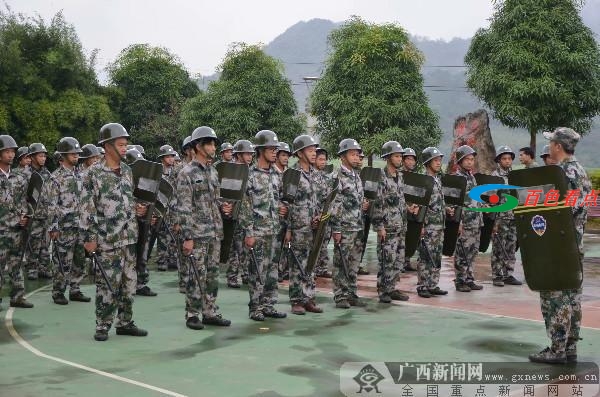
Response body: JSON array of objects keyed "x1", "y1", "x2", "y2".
[
  {"x1": 0, "y1": 168, "x2": 28, "y2": 229},
  {"x1": 175, "y1": 160, "x2": 224, "y2": 241},
  {"x1": 372, "y1": 167, "x2": 407, "y2": 233},
  {"x1": 562, "y1": 156, "x2": 592, "y2": 220},
  {"x1": 491, "y1": 166, "x2": 514, "y2": 221},
  {"x1": 330, "y1": 165, "x2": 364, "y2": 233},
  {"x1": 79, "y1": 160, "x2": 139, "y2": 251},
  {"x1": 424, "y1": 172, "x2": 445, "y2": 229},
  {"x1": 454, "y1": 167, "x2": 483, "y2": 228},
  {"x1": 30, "y1": 167, "x2": 53, "y2": 220},
  {"x1": 239, "y1": 163, "x2": 283, "y2": 238},
  {"x1": 46, "y1": 166, "x2": 82, "y2": 231},
  {"x1": 288, "y1": 163, "x2": 321, "y2": 233}
]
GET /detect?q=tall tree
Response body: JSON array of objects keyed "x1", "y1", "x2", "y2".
[
  {"x1": 465, "y1": 0, "x2": 600, "y2": 153},
  {"x1": 0, "y1": 8, "x2": 112, "y2": 147},
  {"x1": 180, "y1": 43, "x2": 304, "y2": 145},
  {"x1": 309, "y1": 17, "x2": 441, "y2": 160}
]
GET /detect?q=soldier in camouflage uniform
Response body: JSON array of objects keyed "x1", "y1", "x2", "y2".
[
  {"x1": 416, "y1": 147, "x2": 449, "y2": 298},
  {"x1": 80, "y1": 123, "x2": 149, "y2": 341},
  {"x1": 401, "y1": 148, "x2": 419, "y2": 272},
  {"x1": 452, "y1": 145, "x2": 484, "y2": 292},
  {"x1": 175, "y1": 126, "x2": 232, "y2": 330},
  {"x1": 156, "y1": 144, "x2": 179, "y2": 272},
  {"x1": 226, "y1": 139, "x2": 254, "y2": 288},
  {"x1": 519, "y1": 146, "x2": 538, "y2": 168},
  {"x1": 0, "y1": 135, "x2": 34, "y2": 309},
  {"x1": 330, "y1": 139, "x2": 369, "y2": 309},
  {"x1": 490, "y1": 146, "x2": 522, "y2": 287},
  {"x1": 214, "y1": 142, "x2": 233, "y2": 168},
  {"x1": 239, "y1": 130, "x2": 288, "y2": 321},
  {"x1": 371, "y1": 141, "x2": 410, "y2": 303},
  {"x1": 26, "y1": 142, "x2": 53, "y2": 280},
  {"x1": 274, "y1": 142, "x2": 291, "y2": 281},
  {"x1": 530, "y1": 127, "x2": 591, "y2": 364},
  {"x1": 16, "y1": 147, "x2": 31, "y2": 169},
  {"x1": 46, "y1": 137, "x2": 92, "y2": 305},
  {"x1": 285, "y1": 135, "x2": 324, "y2": 315},
  {"x1": 79, "y1": 144, "x2": 103, "y2": 170},
  {"x1": 314, "y1": 147, "x2": 333, "y2": 278}
]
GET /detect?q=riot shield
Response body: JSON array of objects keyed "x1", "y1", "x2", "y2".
[
  {"x1": 306, "y1": 178, "x2": 340, "y2": 274},
  {"x1": 441, "y1": 174, "x2": 467, "y2": 256},
  {"x1": 474, "y1": 173, "x2": 505, "y2": 252},
  {"x1": 146, "y1": 178, "x2": 174, "y2": 260},
  {"x1": 217, "y1": 162, "x2": 250, "y2": 263},
  {"x1": 276, "y1": 168, "x2": 302, "y2": 268},
  {"x1": 20, "y1": 172, "x2": 45, "y2": 263},
  {"x1": 324, "y1": 164, "x2": 334, "y2": 174},
  {"x1": 402, "y1": 172, "x2": 434, "y2": 257},
  {"x1": 359, "y1": 167, "x2": 383, "y2": 262},
  {"x1": 508, "y1": 165, "x2": 580, "y2": 290}
]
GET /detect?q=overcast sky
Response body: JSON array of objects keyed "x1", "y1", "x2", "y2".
[{"x1": 5, "y1": 0, "x2": 495, "y2": 79}]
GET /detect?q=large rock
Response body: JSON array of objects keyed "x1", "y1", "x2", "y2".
[{"x1": 446, "y1": 109, "x2": 496, "y2": 174}]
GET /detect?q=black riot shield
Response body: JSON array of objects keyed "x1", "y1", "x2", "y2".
[
  {"x1": 508, "y1": 165, "x2": 581, "y2": 290},
  {"x1": 20, "y1": 172, "x2": 45, "y2": 263},
  {"x1": 324, "y1": 164, "x2": 334, "y2": 174},
  {"x1": 441, "y1": 174, "x2": 467, "y2": 256},
  {"x1": 359, "y1": 167, "x2": 383, "y2": 262},
  {"x1": 306, "y1": 178, "x2": 340, "y2": 274},
  {"x1": 276, "y1": 168, "x2": 302, "y2": 267},
  {"x1": 474, "y1": 173, "x2": 505, "y2": 252},
  {"x1": 146, "y1": 178, "x2": 174, "y2": 261},
  {"x1": 402, "y1": 172, "x2": 434, "y2": 257},
  {"x1": 217, "y1": 162, "x2": 250, "y2": 263}
]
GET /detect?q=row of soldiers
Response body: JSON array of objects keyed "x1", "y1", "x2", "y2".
[{"x1": 0, "y1": 124, "x2": 590, "y2": 365}]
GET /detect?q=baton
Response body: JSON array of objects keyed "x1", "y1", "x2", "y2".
[
  {"x1": 335, "y1": 243, "x2": 350, "y2": 280},
  {"x1": 50, "y1": 238, "x2": 66, "y2": 276},
  {"x1": 249, "y1": 247, "x2": 263, "y2": 285},
  {"x1": 287, "y1": 242, "x2": 307, "y2": 281},
  {"x1": 90, "y1": 252, "x2": 115, "y2": 297},
  {"x1": 187, "y1": 254, "x2": 205, "y2": 293}
]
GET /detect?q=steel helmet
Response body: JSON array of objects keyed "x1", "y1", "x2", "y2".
[
  {"x1": 381, "y1": 141, "x2": 404, "y2": 158},
  {"x1": 292, "y1": 135, "x2": 318, "y2": 154},
  {"x1": 494, "y1": 145, "x2": 515, "y2": 162},
  {"x1": 233, "y1": 139, "x2": 255, "y2": 154},
  {"x1": 125, "y1": 148, "x2": 144, "y2": 165},
  {"x1": 56, "y1": 137, "x2": 83, "y2": 154},
  {"x1": 157, "y1": 145, "x2": 177, "y2": 158},
  {"x1": 421, "y1": 147, "x2": 444, "y2": 165},
  {"x1": 191, "y1": 126, "x2": 220, "y2": 145},
  {"x1": 254, "y1": 130, "x2": 280, "y2": 148},
  {"x1": 28, "y1": 143, "x2": 48, "y2": 155},
  {"x1": 80, "y1": 144, "x2": 101, "y2": 159},
  {"x1": 98, "y1": 123, "x2": 129, "y2": 145},
  {"x1": 402, "y1": 148, "x2": 416, "y2": 158},
  {"x1": 0, "y1": 135, "x2": 18, "y2": 151},
  {"x1": 337, "y1": 138, "x2": 362, "y2": 155},
  {"x1": 220, "y1": 142, "x2": 234, "y2": 153},
  {"x1": 455, "y1": 145, "x2": 477, "y2": 163}
]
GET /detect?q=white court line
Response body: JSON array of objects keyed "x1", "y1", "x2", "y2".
[{"x1": 4, "y1": 286, "x2": 187, "y2": 397}]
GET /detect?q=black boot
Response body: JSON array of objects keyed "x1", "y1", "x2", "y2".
[
  {"x1": 53, "y1": 293, "x2": 69, "y2": 305},
  {"x1": 186, "y1": 316, "x2": 204, "y2": 330},
  {"x1": 69, "y1": 291, "x2": 91, "y2": 302},
  {"x1": 115, "y1": 321, "x2": 148, "y2": 337}
]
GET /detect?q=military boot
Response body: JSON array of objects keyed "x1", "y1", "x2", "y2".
[
  {"x1": 428, "y1": 287, "x2": 448, "y2": 295},
  {"x1": 53, "y1": 293, "x2": 69, "y2": 305},
  {"x1": 467, "y1": 281, "x2": 483, "y2": 290},
  {"x1": 528, "y1": 347, "x2": 567, "y2": 364},
  {"x1": 566, "y1": 340, "x2": 578, "y2": 363},
  {"x1": 492, "y1": 276, "x2": 505, "y2": 287},
  {"x1": 291, "y1": 304, "x2": 306, "y2": 315},
  {"x1": 389, "y1": 290, "x2": 409, "y2": 301},
  {"x1": 136, "y1": 286, "x2": 157, "y2": 296},
  {"x1": 455, "y1": 282, "x2": 471, "y2": 292},
  {"x1": 304, "y1": 300, "x2": 323, "y2": 313},
  {"x1": 249, "y1": 311, "x2": 265, "y2": 321},
  {"x1": 503, "y1": 275, "x2": 522, "y2": 285},
  {"x1": 357, "y1": 267, "x2": 370, "y2": 275},
  {"x1": 115, "y1": 321, "x2": 148, "y2": 337},
  {"x1": 263, "y1": 308, "x2": 287, "y2": 318},
  {"x1": 202, "y1": 314, "x2": 231, "y2": 326},
  {"x1": 10, "y1": 298, "x2": 34, "y2": 308},
  {"x1": 94, "y1": 329, "x2": 109, "y2": 341},
  {"x1": 69, "y1": 291, "x2": 91, "y2": 302},
  {"x1": 335, "y1": 299, "x2": 350, "y2": 309},
  {"x1": 186, "y1": 316, "x2": 204, "y2": 330},
  {"x1": 379, "y1": 293, "x2": 392, "y2": 303},
  {"x1": 417, "y1": 287, "x2": 432, "y2": 298},
  {"x1": 348, "y1": 296, "x2": 367, "y2": 307}
]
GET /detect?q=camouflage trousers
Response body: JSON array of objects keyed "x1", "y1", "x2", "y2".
[
  {"x1": 226, "y1": 228, "x2": 248, "y2": 284},
  {"x1": 51, "y1": 228, "x2": 85, "y2": 297},
  {"x1": 453, "y1": 227, "x2": 480, "y2": 284},
  {"x1": 26, "y1": 218, "x2": 50, "y2": 277},
  {"x1": 376, "y1": 231, "x2": 405, "y2": 296},
  {"x1": 540, "y1": 289, "x2": 582, "y2": 354},
  {"x1": 94, "y1": 244, "x2": 137, "y2": 331},
  {"x1": 0, "y1": 226, "x2": 25, "y2": 301},
  {"x1": 275, "y1": 228, "x2": 288, "y2": 277},
  {"x1": 288, "y1": 230, "x2": 316, "y2": 305},
  {"x1": 136, "y1": 220, "x2": 151, "y2": 289},
  {"x1": 246, "y1": 235, "x2": 279, "y2": 314},
  {"x1": 417, "y1": 226, "x2": 444, "y2": 289},
  {"x1": 184, "y1": 238, "x2": 222, "y2": 319},
  {"x1": 491, "y1": 218, "x2": 517, "y2": 278},
  {"x1": 314, "y1": 230, "x2": 331, "y2": 276},
  {"x1": 332, "y1": 231, "x2": 363, "y2": 302},
  {"x1": 157, "y1": 222, "x2": 178, "y2": 271}
]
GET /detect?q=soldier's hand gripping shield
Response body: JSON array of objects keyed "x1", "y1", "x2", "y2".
[
  {"x1": 508, "y1": 165, "x2": 581, "y2": 290},
  {"x1": 216, "y1": 162, "x2": 249, "y2": 263},
  {"x1": 474, "y1": 173, "x2": 505, "y2": 252},
  {"x1": 402, "y1": 172, "x2": 434, "y2": 257},
  {"x1": 441, "y1": 174, "x2": 468, "y2": 256},
  {"x1": 20, "y1": 172, "x2": 45, "y2": 263},
  {"x1": 306, "y1": 178, "x2": 340, "y2": 274},
  {"x1": 359, "y1": 167, "x2": 384, "y2": 263}
]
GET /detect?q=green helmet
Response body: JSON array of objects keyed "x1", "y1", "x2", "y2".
[
  {"x1": 28, "y1": 143, "x2": 48, "y2": 155},
  {"x1": 16, "y1": 146, "x2": 29, "y2": 160},
  {"x1": 402, "y1": 148, "x2": 416, "y2": 158},
  {"x1": 421, "y1": 147, "x2": 444, "y2": 165},
  {"x1": 381, "y1": 141, "x2": 404, "y2": 158},
  {"x1": 157, "y1": 144, "x2": 177, "y2": 158},
  {"x1": 254, "y1": 130, "x2": 280, "y2": 148},
  {"x1": 125, "y1": 148, "x2": 144, "y2": 165},
  {"x1": 220, "y1": 142, "x2": 233, "y2": 153},
  {"x1": 80, "y1": 144, "x2": 101, "y2": 159},
  {"x1": 233, "y1": 139, "x2": 254, "y2": 154},
  {"x1": 56, "y1": 137, "x2": 83, "y2": 154},
  {"x1": 495, "y1": 145, "x2": 515, "y2": 162},
  {"x1": 540, "y1": 144, "x2": 550, "y2": 158},
  {"x1": 292, "y1": 135, "x2": 318, "y2": 154},
  {"x1": 0, "y1": 135, "x2": 18, "y2": 151},
  {"x1": 337, "y1": 138, "x2": 362, "y2": 155},
  {"x1": 455, "y1": 145, "x2": 477, "y2": 163},
  {"x1": 98, "y1": 123, "x2": 129, "y2": 145},
  {"x1": 182, "y1": 136, "x2": 192, "y2": 151},
  {"x1": 97, "y1": 146, "x2": 105, "y2": 155},
  {"x1": 191, "y1": 126, "x2": 220, "y2": 145}
]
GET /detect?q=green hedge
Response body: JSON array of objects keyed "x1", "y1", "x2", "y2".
[{"x1": 590, "y1": 169, "x2": 600, "y2": 190}]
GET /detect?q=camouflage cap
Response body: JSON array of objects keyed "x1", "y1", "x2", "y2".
[{"x1": 543, "y1": 127, "x2": 580, "y2": 151}]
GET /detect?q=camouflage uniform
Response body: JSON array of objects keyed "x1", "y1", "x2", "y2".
[
  {"x1": 401, "y1": 165, "x2": 417, "y2": 271},
  {"x1": 330, "y1": 165, "x2": 364, "y2": 304},
  {"x1": 225, "y1": 220, "x2": 247, "y2": 285},
  {"x1": 0, "y1": 168, "x2": 28, "y2": 302},
  {"x1": 80, "y1": 159, "x2": 140, "y2": 332},
  {"x1": 26, "y1": 166, "x2": 52, "y2": 278},
  {"x1": 539, "y1": 156, "x2": 590, "y2": 356},
  {"x1": 314, "y1": 169, "x2": 334, "y2": 276},
  {"x1": 239, "y1": 164, "x2": 283, "y2": 316},
  {"x1": 417, "y1": 173, "x2": 445, "y2": 290},
  {"x1": 453, "y1": 167, "x2": 483, "y2": 285},
  {"x1": 175, "y1": 160, "x2": 226, "y2": 320},
  {"x1": 46, "y1": 165, "x2": 86, "y2": 298},
  {"x1": 371, "y1": 167, "x2": 407, "y2": 298},
  {"x1": 491, "y1": 165, "x2": 517, "y2": 279},
  {"x1": 273, "y1": 165, "x2": 288, "y2": 280},
  {"x1": 156, "y1": 165, "x2": 179, "y2": 271},
  {"x1": 287, "y1": 164, "x2": 321, "y2": 306}
]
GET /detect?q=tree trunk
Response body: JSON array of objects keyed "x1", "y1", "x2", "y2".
[
  {"x1": 529, "y1": 127, "x2": 537, "y2": 156},
  {"x1": 368, "y1": 154, "x2": 373, "y2": 167},
  {"x1": 446, "y1": 109, "x2": 496, "y2": 174}
]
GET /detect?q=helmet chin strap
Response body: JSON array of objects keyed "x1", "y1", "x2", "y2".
[{"x1": 107, "y1": 141, "x2": 124, "y2": 161}]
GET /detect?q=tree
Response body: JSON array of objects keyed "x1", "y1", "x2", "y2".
[
  {"x1": 0, "y1": 8, "x2": 112, "y2": 147},
  {"x1": 179, "y1": 43, "x2": 304, "y2": 145},
  {"x1": 309, "y1": 17, "x2": 441, "y2": 160},
  {"x1": 465, "y1": 0, "x2": 600, "y2": 153}
]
